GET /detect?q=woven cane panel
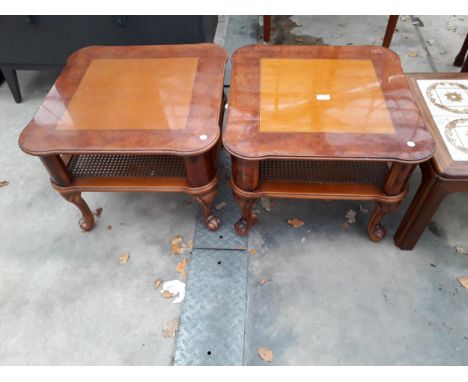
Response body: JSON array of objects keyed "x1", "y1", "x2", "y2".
[
  {"x1": 68, "y1": 154, "x2": 186, "y2": 178},
  {"x1": 259, "y1": 159, "x2": 389, "y2": 185}
]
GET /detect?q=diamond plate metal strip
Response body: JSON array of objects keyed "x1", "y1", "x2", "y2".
[
  {"x1": 193, "y1": 149, "x2": 248, "y2": 250},
  {"x1": 174, "y1": 249, "x2": 248, "y2": 365}
]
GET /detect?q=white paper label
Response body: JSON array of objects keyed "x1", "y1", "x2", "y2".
[{"x1": 315, "y1": 94, "x2": 331, "y2": 101}]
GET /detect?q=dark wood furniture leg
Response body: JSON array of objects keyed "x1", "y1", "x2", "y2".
[
  {"x1": 462, "y1": 57, "x2": 468, "y2": 73},
  {"x1": 368, "y1": 202, "x2": 399, "y2": 242},
  {"x1": 263, "y1": 16, "x2": 272, "y2": 42},
  {"x1": 184, "y1": 147, "x2": 220, "y2": 231},
  {"x1": 382, "y1": 15, "x2": 399, "y2": 48},
  {"x1": 232, "y1": 157, "x2": 259, "y2": 236},
  {"x1": 454, "y1": 33, "x2": 468, "y2": 67},
  {"x1": 368, "y1": 162, "x2": 415, "y2": 242},
  {"x1": 1, "y1": 67, "x2": 22, "y2": 103},
  {"x1": 40, "y1": 155, "x2": 95, "y2": 231},
  {"x1": 59, "y1": 191, "x2": 95, "y2": 231},
  {"x1": 193, "y1": 187, "x2": 219, "y2": 231},
  {"x1": 233, "y1": 194, "x2": 256, "y2": 236},
  {"x1": 394, "y1": 162, "x2": 447, "y2": 250}
]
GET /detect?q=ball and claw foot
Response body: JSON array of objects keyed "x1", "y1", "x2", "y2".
[
  {"x1": 60, "y1": 191, "x2": 95, "y2": 232},
  {"x1": 79, "y1": 216, "x2": 94, "y2": 232},
  {"x1": 235, "y1": 218, "x2": 250, "y2": 236},
  {"x1": 206, "y1": 215, "x2": 221, "y2": 231},
  {"x1": 369, "y1": 224, "x2": 387, "y2": 242}
]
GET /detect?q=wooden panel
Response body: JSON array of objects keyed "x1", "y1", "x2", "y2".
[
  {"x1": 234, "y1": 180, "x2": 405, "y2": 203},
  {"x1": 260, "y1": 58, "x2": 395, "y2": 134},
  {"x1": 57, "y1": 58, "x2": 198, "y2": 131},
  {"x1": 71, "y1": 176, "x2": 189, "y2": 190}
]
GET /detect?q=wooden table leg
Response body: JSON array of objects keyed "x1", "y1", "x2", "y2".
[
  {"x1": 231, "y1": 157, "x2": 259, "y2": 236},
  {"x1": 40, "y1": 155, "x2": 95, "y2": 231},
  {"x1": 454, "y1": 33, "x2": 468, "y2": 67},
  {"x1": 368, "y1": 202, "x2": 399, "y2": 242},
  {"x1": 59, "y1": 191, "x2": 95, "y2": 231},
  {"x1": 462, "y1": 57, "x2": 468, "y2": 73},
  {"x1": 394, "y1": 162, "x2": 447, "y2": 250},
  {"x1": 233, "y1": 195, "x2": 256, "y2": 236},
  {"x1": 193, "y1": 187, "x2": 220, "y2": 231},
  {"x1": 368, "y1": 162, "x2": 415, "y2": 242},
  {"x1": 263, "y1": 16, "x2": 272, "y2": 42},
  {"x1": 382, "y1": 15, "x2": 399, "y2": 48},
  {"x1": 184, "y1": 148, "x2": 220, "y2": 231}
]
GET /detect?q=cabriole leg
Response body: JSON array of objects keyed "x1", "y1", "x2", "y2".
[
  {"x1": 366, "y1": 162, "x2": 415, "y2": 242},
  {"x1": 231, "y1": 157, "x2": 259, "y2": 236},
  {"x1": 193, "y1": 187, "x2": 220, "y2": 231},
  {"x1": 184, "y1": 149, "x2": 220, "y2": 231},
  {"x1": 368, "y1": 202, "x2": 399, "y2": 242},
  {"x1": 233, "y1": 195, "x2": 256, "y2": 237},
  {"x1": 59, "y1": 191, "x2": 95, "y2": 231}
]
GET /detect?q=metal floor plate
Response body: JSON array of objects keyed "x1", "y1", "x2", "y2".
[
  {"x1": 193, "y1": 149, "x2": 248, "y2": 251},
  {"x1": 175, "y1": 150, "x2": 250, "y2": 365},
  {"x1": 174, "y1": 29, "x2": 253, "y2": 362},
  {"x1": 174, "y1": 249, "x2": 248, "y2": 365}
]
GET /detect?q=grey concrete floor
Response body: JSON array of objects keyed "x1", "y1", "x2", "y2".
[
  {"x1": 243, "y1": 15, "x2": 468, "y2": 365},
  {"x1": 286, "y1": 15, "x2": 467, "y2": 72},
  {"x1": 0, "y1": 69, "x2": 195, "y2": 364},
  {"x1": 0, "y1": 15, "x2": 468, "y2": 365},
  {"x1": 245, "y1": 176, "x2": 468, "y2": 365}
]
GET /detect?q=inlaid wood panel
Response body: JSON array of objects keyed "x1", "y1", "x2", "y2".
[
  {"x1": 259, "y1": 58, "x2": 394, "y2": 134},
  {"x1": 57, "y1": 58, "x2": 198, "y2": 131}
]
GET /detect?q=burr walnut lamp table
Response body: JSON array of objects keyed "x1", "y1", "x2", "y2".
[
  {"x1": 19, "y1": 44, "x2": 227, "y2": 231},
  {"x1": 223, "y1": 45, "x2": 435, "y2": 241},
  {"x1": 395, "y1": 72, "x2": 468, "y2": 249}
]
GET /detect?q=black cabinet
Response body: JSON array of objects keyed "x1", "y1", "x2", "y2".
[{"x1": 0, "y1": 16, "x2": 218, "y2": 102}]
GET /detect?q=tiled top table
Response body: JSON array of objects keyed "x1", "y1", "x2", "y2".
[
  {"x1": 395, "y1": 72, "x2": 468, "y2": 249},
  {"x1": 19, "y1": 44, "x2": 227, "y2": 231},
  {"x1": 223, "y1": 45, "x2": 435, "y2": 240}
]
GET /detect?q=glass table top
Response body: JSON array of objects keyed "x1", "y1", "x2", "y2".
[
  {"x1": 19, "y1": 44, "x2": 227, "y2": 156},
  {"x1": 223, "y1": 45, "x2": 435, "y2": 163}
]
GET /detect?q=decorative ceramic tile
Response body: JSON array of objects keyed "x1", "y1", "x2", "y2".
[{"x1": 418, "y1": 80, "x2": 468, "y2": 161}]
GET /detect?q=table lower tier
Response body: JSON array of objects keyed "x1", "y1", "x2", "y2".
[
  {"x1": 230, "y1": 158, "x2": 413, "y2": 242},
  {"x1": 41, "y1": 152, "x2": 220, "y2": 231}
]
